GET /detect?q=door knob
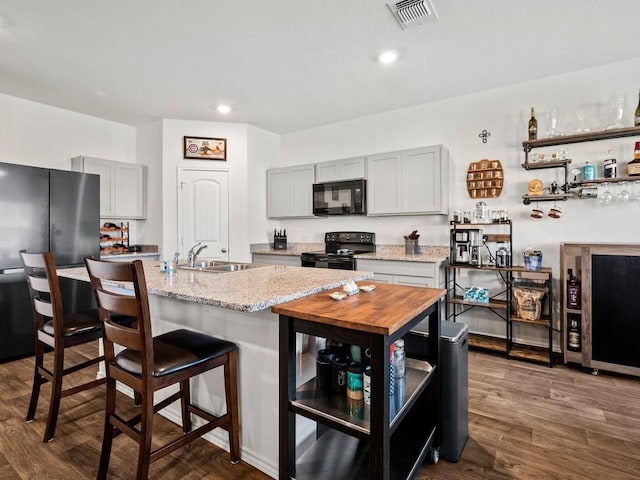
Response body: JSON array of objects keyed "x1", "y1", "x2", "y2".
[{"x1": 221, "y1": 248, "x2": 227, "y2": 253}]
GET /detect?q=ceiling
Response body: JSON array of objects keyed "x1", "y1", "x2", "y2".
[{"x1": 1, "y1": 0, "x2": 639, "y2": 135}]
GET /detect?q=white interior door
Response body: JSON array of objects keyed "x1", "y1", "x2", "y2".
[{"x1": 178, "y1": 168, "x2": 229, "y2": 261}]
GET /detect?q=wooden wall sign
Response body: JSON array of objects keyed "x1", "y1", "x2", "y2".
[{"x1": 466, "y1": 159, "x2": 504, "y2": 199}]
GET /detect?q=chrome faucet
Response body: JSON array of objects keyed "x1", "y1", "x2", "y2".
[{"x1": 187, "y1": 242, "x2": 208, "y2": 267}]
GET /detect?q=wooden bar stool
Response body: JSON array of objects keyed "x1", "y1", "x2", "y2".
[
  {"x1": 84, "y1": 258, "x2": 240, "y2": 480},
  {"x1": 20, "y1": 250, "x2": 107, "y2": 442}
]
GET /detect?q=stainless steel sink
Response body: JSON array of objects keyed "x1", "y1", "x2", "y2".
[
  {"x1": 178, "y1": 261, "x2": 266, "y2": 273},
  {"x1": 209, "y1": 264, "x2": 254, "y2": 272}
]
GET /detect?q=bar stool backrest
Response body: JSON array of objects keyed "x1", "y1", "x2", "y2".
[
  {"x1": 84, "y1": 258, "x2": 154, "y2": 376},
  {"x1": 21, "y1": 251, "x2": 65, "y2": 344}
]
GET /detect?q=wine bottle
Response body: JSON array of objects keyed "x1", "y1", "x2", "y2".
[
  {"x1": 567, "y1": 269, "x2": 581, "y2": 309},
  {"x1": 627, "y1": 141, "x2": 640, "y2": 176},
  {"x1": 567, "y1": 316, "x2": 581, "y2": 352},
  {"x1": 528, "y1": 107, "x2": 537, "y2": 141},
  {"x1": 635, "y1": 89, "x2": 640, "y2": 127}
]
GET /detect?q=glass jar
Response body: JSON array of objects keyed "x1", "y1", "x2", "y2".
[{"x1": 474, "y1": 201, "x2": 489, "y2": 223}]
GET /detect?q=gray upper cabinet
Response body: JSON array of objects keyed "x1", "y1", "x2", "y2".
[
  {"x1": 315, "y1": 156, "x2": 366, "y2": 183},
  {"x1": 267, "y1": 164, "x2": 316, "y2": 218},
  {"x1": 367, "y1": 145, "x2": 449, "y2": 215},
  {"x1": 71, "y1": 156, "x2": 147, "y2": 219}
]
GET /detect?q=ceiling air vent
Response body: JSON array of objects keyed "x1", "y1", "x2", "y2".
[{"x1": 387, "y1": 0, "x2": 438, "y2": 29}]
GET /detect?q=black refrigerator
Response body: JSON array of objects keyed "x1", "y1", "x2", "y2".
[{"x1": 0, "y1": 162, "x2": 100, "y2": 362}]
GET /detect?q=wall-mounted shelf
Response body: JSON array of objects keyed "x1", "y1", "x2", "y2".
[
  {"x1": 570, "y1": 175, "x2": 639, "y2": 186},
  {"x1": 522, "y1": 193, "x2": 573, "y2": 205},
  {"x1": 520, "y1": 126, "x2": 640, "y2": 204},
  {"x1": 523, "y1": 126, "x2": 640, "y2": 152},
  {"x1": 521, "y1": 159, "x2": 572, "y2": 170}
]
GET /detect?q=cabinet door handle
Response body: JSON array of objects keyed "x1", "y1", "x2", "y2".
[{"x1": 222, "y1": 248, "x2": 227, "y2": 253}]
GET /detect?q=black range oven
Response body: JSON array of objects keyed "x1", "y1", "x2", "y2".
[{"x1": 301, "y1": 231, "x2": 375, "y2": 270}]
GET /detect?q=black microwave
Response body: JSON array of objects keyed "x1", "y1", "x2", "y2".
[{"x1": 312, "y1": 179, "x2": 366, "y2": 215}]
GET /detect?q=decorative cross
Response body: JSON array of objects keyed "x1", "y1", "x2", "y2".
[{"x1": 478, "y1": 129, "x2": 491, "y2": 143}]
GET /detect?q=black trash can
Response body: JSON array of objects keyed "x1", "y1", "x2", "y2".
[{"x1": 404, "y1": 320, "x2": 468, "y2": 462}]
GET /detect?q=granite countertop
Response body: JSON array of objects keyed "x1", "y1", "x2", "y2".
[
  {"x1": 58, "y1": 261, "x2": 372, "y2": 313},
  {"x1": 250, "y1": 243, "x2": 449, "y2": 263}
]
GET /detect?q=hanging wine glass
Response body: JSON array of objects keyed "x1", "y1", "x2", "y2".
[
  {"x1": 617, "y1": 181, "x2": 630, "y2": 203},
  {"x1": 598, "y1": 182, "x2": 613, "y2": 206},
  {"x1": 634, "y1": 180, "x2": 640, "y2": 202}
]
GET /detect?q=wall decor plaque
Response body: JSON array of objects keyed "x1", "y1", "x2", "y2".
[
  {"x1": 466, "y1": 159, "x2": 504, "y2": 199},
  {"x1": 183, "y1": 136, "x2": 227, "y2": 160}
]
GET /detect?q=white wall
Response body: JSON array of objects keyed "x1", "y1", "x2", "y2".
[
  {"x1": 247, "y1": 125, "x2": 281, "y2": 243},
  {"x1": 276, "y1": 57, "x2": 640, "y2": 346},
  {"x1": 136, "y1": 121, "x2": 163, "y2": 245},
  {"x1": 160, "y1": 120, "x2": 280, "y2": 263},
  {"x1": 279, "y1": 57, "x2": 640, "y2": 259},
  {"x1": 0, "y1": 93, "x2": 136, "y2": 170},
  {"x1": 0, "y1": 92, "x2": 148, "y2": 242}
]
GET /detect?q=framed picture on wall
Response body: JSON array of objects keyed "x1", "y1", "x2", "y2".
[{"x1": 183, "y1": 136, "x2": 227, "y2": 160}]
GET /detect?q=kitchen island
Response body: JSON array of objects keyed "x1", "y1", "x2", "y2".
[{"x1": 58, "y1": 261, "x2": 372, "y2": 478}]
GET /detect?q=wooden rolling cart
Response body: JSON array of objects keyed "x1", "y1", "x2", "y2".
[{"x1": 273, "y1": 283, "x2": 444, "y2": 480}]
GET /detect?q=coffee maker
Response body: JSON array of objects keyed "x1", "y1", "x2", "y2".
[
  {"x1": 451, "y1": 230, "x2": 470, "y2": 264},
  {"x1": 469, "y1": 229, "x2": 483, "y2": 266}
]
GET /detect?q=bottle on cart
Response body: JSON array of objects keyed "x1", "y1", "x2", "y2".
[
  {"x1": 635, "y1": 89, "x2": 640, "y2": 126},
  {"x1": 567, "y1": 269, "x2": 581, "y2": 309},
  {"x1": 568, "y1": 317, "x2": 582, "y2": 352}
]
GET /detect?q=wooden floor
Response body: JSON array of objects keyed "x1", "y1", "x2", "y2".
[{"x1": 2, "y1": 344, "x2": 640, "y2": 479}]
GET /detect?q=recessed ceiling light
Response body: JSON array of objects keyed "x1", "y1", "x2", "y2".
[
  {"x1": 377, "y1": 50, "x2": 399, "y2": 65},
  {"x1": 217, "y1": 104, "x2": 231, "y2": 114}
]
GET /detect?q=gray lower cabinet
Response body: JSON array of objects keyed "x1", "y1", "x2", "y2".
[
  {"x1": 367, "y1": 145, "x2": 449, "y2": 216},
  {"x1": 357, "y1": 259, "x2": 442, "y2": 288},
  {"x1": 252, "y1": 253, "x2": 301, "y2": 267}
]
